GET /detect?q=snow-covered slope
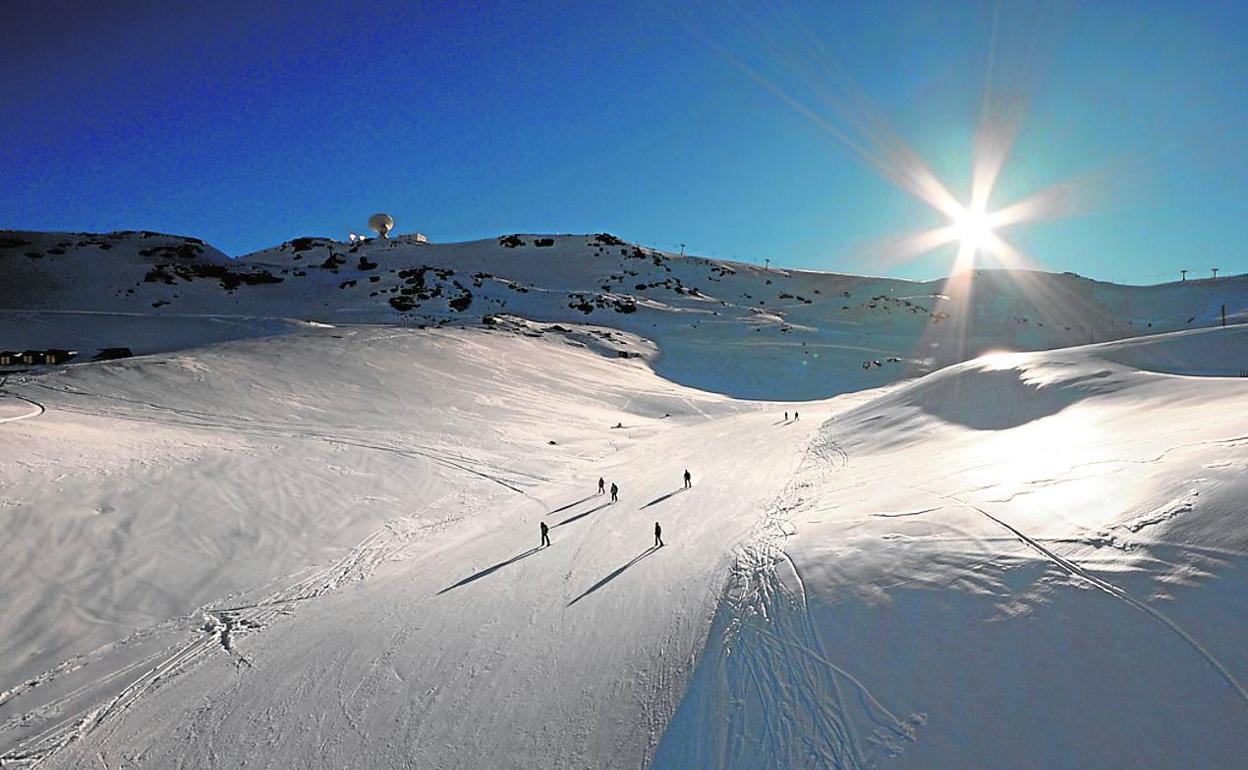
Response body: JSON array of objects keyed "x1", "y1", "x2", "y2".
[
  {"x1": 656, "y1": 325, "x2": 1248, "y2": 769},
  {"x1": 3, "y1": 227, "x2": 1247, "y2": 768},
  {"x1": 2, "y1": 320, "x2": 1246, "y2": 768},
  {"x1": 0, "y1": 321, "x2": 840, "y2": 767},
  {"x1": 0, "y1": 321, "x2": 762, "y2": 764},
  {"x1": 5, "y1": 229, "x2": 1247, "y2": 399}
]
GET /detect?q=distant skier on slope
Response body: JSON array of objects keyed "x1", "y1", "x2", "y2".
[
  {"x1": 683, "y1": 469, "x2": 692, "y2": 489},
  {"x1": 784, "y1": 411, "x2": 788, "y2": 421},
  {"x1": 794, "y1": 411, "x2": 799, "y2": 421},
  {"x1": 598, "y1": 477, "x2": 605, "y2": 495},
  {"x1": 654, "y1": 522, "x2": 664, "y2": 547},
  {"x1": 610, "y1": 483, "x2": 619, "y2": 503},
  {"x1": 540, "y1": 521, "x2": 551, "y2": 548}
]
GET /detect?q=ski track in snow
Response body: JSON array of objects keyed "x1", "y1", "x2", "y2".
[
  {"x1": 662, "y1": 393, "x2": 1248, "y2": 768},
  {"x1": 0, "y1": 485, "x2": 468, "y2": 765},
  {"x1": 916, "y1": 487, "x2": 1248, "y2": 716},
  {"x1": 663, "y1": 424, "x2": 918, "y2": 769},
  {"x1": 0, "y1": 379, "x2": 45, "y2": 425},
  {"x1": 19, "y1": 380, "x2": 540, "y2": 495},
  {"x1": 869, "y1": 507, "x2": 941, "y2": 519}
]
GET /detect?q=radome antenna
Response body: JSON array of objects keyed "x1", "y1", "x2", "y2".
[{"x1": 368, "y1": 213, "x2": 395, "y2": 240}]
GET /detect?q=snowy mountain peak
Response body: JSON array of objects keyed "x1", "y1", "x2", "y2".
[{"x1": 4, "y1": 228, "x2": 1247, "y2": 399}]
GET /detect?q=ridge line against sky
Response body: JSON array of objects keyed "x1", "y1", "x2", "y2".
[{"x1": 1, "y1": 0, "x2": 1245, "y2": 285}]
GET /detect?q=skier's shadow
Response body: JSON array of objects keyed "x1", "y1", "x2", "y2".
[
  {"x1": 555, "y1": 501, "x2": 612, "y2": 528},
  {"x1": 549, "y1": 494, "x2": 595, "y2": 515},
  {"x1": 438, "y1": 547, "x2": 542, "y2": 594},
  {"x1": 567, "y1": 545, "x2": 660, "y2": 606},
  {"x1": 642, "y1": 488, "x2": 687, "y2": 509}
]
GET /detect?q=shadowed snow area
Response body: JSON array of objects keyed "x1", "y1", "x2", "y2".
[
  {"x1": 2, "y1": 229, "x2": 1247, "y2": 768},
  {"x1": 860, "y1": 356, "x2": 1121, "y2": 431}
]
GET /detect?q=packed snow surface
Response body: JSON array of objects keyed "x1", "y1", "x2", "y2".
[{"x1": 2, "y1": 229, "x2": 1247, "y2": 768}]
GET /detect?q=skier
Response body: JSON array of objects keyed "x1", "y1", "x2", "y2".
[
  {"x1": 540, "y1": 521, "x2": 551, "y2": 548},
  {"x1": 683, "y1": 469, "x2": 692, "y2": 489},
  {"x1": 598, "y1": 477, "x2": 605, "y2": 495},
  {"x1": 794, "y1": 411, "x2": 799, "y2": 421},
  {"x1": 654, "y1": 522, "x2": 664, "y2": 548},
  {"x1": 784, "y1": 411, "x2": 788, "y2": 421},
  {"x1": 610, "y1": 482, "x2": 619, "y2": 503}
]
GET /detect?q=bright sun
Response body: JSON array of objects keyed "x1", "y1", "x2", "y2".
[{"x1": 952, "y1": 207, "x2": 993, "y2": 256}]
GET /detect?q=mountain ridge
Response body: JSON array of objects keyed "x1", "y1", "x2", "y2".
[{"x1": 5, "y1": 228, "x2": 1246, "y2": 399}]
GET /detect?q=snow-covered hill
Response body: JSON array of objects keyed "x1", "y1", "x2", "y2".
[
  {"x1": 0, "y1": 322, "x2": 798, "y2": 767},
  {"x1": 2, "y1": 228, "x2": 1246, "y2": 768},
  {"x1": 5, "y1": 229, "x2": 1247, "y2": 399},
  {"x1": 657, "y1": 325, "x2": 1248, "y2": 769}
]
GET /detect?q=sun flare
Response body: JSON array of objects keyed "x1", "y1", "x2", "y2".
[
  {"x1": 700, "y1": 1, "x2": 1107, "y2": 280},
  {"x1": 952, "y1": 206, "x2": 993, "y2": 258}
]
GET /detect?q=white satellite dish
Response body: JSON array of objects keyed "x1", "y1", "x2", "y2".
[{"x1": 368, "y1": 213, "x2": 394, "y2": 239}]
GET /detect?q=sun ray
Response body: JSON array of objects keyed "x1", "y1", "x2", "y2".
[
  {"x1": 979, "y1": 230, "x2": 1037, "y2": 270},
  {"x1": 987, "y1": 154, "x2": 1151, "y2": 230},
  {"x1": 860, "y1": 225, "x2": 962, "y2": 272},
  {"x1": 689, "y1": 3, "x2": 966, "y2": 219},
  {"x1": 916, "y1": 268, "x2": 978, "y2": 369},
  {"x1": 688, "y1": 0, "x2": 1124, "y2": 300},
  {"x1": 970, "y1": 2, "x2": 1064, "y2": 214}
]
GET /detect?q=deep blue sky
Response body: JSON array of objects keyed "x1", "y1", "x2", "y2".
[{"x1": 2, "y1": 1, "x2": 1245, "y2": 283}]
